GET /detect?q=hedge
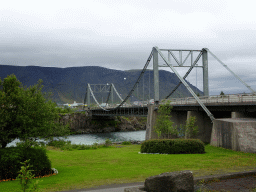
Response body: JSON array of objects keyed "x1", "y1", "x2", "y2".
[{"x1": 140, "y1": 139, "x2": 205, "y2": 154}]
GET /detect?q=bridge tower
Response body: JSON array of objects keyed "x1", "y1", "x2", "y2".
[
  {"x1": 152, "y1": 47, "x2": 210, "y2": 100},
  {"x1": 85, "y1": 83, "x2": 115, "y2": 109},
  {"x1": 153, "y1": 47, "x2": 160, "y2": 104},
  {"x1": 202, "y1": 48, "x2": 209, "y2": 96},
  {"x1": 86, "y1": 83, "x2": 91, "y2": 108}
]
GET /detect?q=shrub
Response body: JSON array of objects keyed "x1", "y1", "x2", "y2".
[
  {"x1": 77, "y1": 144, "x2": 91, "y2": 150},
  {"x1": 140, "y1": 139, "x2": 205, "y2": 154},
  {"x1": 154, "y1": 100, "x2": 175, "y2": 139},
  {"x1": 16, "y1": 140, "x2": 47, "y2": 149},
  {"x1": 91, "y1": 142, "x2": 99, "y2": 149},
  {"x1": 104, "y1": 138, "x2": 112, "y2": 147},
  {"x1": 0, "y1": 147, "x2": 52, "y2": 180},
  {"x1": 71, "y1": 144, "x2": 80, "y2": 149},
  {"x1": 47, "y1": 139, "x2": 71, "y2": 148},
  {"x1": 16, "y1": 159, "x2": 42, "y2": 192},
  {"x1": 20, "y1": 147, "x2": 52, "y2": 178},
  {"x1": 185, "y1": 116, "x2": 199, "y2": 139},
  {"x1": 0, "y1": 147, "x2": 24, "y2": 180},
  {"x1": 121, "y1": 141, "x2": 131, "y2": 145}
]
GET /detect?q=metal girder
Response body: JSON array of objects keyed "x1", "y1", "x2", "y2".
[
  {"x1": 165, "y1": 51, "x2": 203, "y2": 99},
  {"x1": 90, "y1": 84, "x2": 111, "y2": 93},
  {"x1": 154, "y1": 46, "x2": 215, "y2": 122}
]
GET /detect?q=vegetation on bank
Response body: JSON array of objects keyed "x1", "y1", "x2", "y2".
[
  {"x1": 1, "y1": 142, "x2": 256, "y2": 192},
  {"x1": 55, "y1": 107, "x2": 80, "y2": 114}
]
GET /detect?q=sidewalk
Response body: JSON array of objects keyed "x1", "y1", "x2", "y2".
[{"x1": 61, "y1": 170, "x2": 256, "y2": 192}]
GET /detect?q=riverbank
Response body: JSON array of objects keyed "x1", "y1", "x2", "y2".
[{"x1": 59, "y1": 113, "x2": 147, "y2": 134}]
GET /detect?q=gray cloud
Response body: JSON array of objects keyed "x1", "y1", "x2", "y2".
[{"x1": 0, "y1": 0, "x2": 256, "y2": 95}]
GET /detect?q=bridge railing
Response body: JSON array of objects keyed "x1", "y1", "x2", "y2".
[
  {"x1": 169, "y1": 93, "x2": 256, "y2": 105},
  {"x1": 86, "y1": 102, "x2": 149, "y2": 110},
  {"x1": 87, "y1": 93, "x2": 256, "y2": 110}
]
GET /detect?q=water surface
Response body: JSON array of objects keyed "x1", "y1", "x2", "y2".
[{"x1": 7, "y1": 130, "x2": 146, "y2": 147}]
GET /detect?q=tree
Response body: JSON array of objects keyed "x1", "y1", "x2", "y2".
[
  {"x1": 220, "y1": 91, "x2": 225, "y2": 96},
  {"x1": 185, "y1": 116, "x2": 199, "y2": 139},
  {"x1": 0, "y1": 74, "x2": 70, "y2": 148},
  {"x1": 154, "y1": 100, "x2": 177, "y2": 139}
]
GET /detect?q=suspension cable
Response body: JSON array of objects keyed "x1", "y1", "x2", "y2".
[
  {"x1": 86, "y1": 50, "x2": 153, "y2": 111},
  {"x1": 87, "y1": 84, "x2": 111, "y2": 110},
  {"x1": 105, "y1": 84, "x2": 112, "y2": 104},
  {"x1": 206, "y1": 49, "x2": 256, "y2": 94},
  {"x1": 115, "y1": 50, "x2": 153, "y2": 108},
  {"x1": 112, "y1": 84, "x2": 124, "y2": 102}
]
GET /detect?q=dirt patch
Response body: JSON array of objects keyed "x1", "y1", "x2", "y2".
[{"x1": 192, "y1": 166, "x2": 256, "y2": 178}]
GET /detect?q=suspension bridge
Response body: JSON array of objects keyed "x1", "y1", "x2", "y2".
[
  {"x1": 84, "y1": 47, "x2": 256, "y2": 119},
  {"x1": 81, "y1": 46, "x2": 256, "y2": 152}
]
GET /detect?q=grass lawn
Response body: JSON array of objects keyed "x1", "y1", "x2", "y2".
[{"x1": 1, "y1": 144, "x2": 256, "y2": 192}]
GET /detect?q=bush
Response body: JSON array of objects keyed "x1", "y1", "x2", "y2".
[
  {"x1": 140, "y1": 139, "x2": 205, "y2": 154},
  {"x1": 0, "y1": 147, "x2": 24, "y2": 180},
  {"x1": 47, "y1": 139, "x2": 71, "y2": 148},
  {"x1": 121, "y1": 141, "x2": 131, "y2": 145},
  {"x1": 77, "y1": 144, "x2": 91, "y2": 150},
  {"x1": 0, "y1": 147, "x2": 52, "y2": 180},
  {"x1": 55, "y1": 106, "x2": 73, "y2": 114},
  {"x1": 22, "y1": 147, "x2": 52, "y2": 177},
  {"x1": 91, "y1": 143, "x2": 99, "y2": 149},
  {"x1": 104, "y1": 138, "x2": 112, "y2": 147}
]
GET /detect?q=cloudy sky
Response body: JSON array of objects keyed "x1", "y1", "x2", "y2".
[{"x1": 1, "y1": 0, "x2": 256, "y2": 95}]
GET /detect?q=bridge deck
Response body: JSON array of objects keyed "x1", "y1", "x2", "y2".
[{"x1": 90, "y1": 94, "x2": 256, "y2": 116}]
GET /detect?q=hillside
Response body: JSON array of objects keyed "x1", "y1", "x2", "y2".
[{"x1": 0, "y1": 65, "x2": 203, "y2": 104}]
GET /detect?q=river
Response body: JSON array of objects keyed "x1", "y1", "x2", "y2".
[{"x1": 6, "y1": 130, "x2": 146, "y2": 147}]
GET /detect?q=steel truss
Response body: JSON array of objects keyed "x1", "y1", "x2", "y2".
[
  {"x1": 154, "y1": 47, "x2": 215, "y2": 121},
  {"x1": 85, "y1": 83, "x2": 124, "y2": 110}
]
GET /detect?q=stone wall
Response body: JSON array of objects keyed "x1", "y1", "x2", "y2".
[{"x1": 58, "y1": 113, "x2": 146, "y2": 134}]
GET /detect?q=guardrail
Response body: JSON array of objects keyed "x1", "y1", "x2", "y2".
[
  {"x1": 169, "y1": 93, "x2": 256, "y2": 105},
  {"x1": 88, "y1": 94, "x2": 256, "y2": 110},
  {"x1": 87, "y1": 102, "x2": 149, "y2": 110}
]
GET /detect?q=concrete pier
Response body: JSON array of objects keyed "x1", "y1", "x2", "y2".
[
  {"x1": 145, "y1": 106, "x2": 213, "y2": 142},
  {"x1": 145, "y1": 105, "x2": 159, "y2": 140},
  {"x1": 185, "y1": 111, "x2": 212, "y2": 143},
  {"x1": 211, "y1": 118, "x2": 256, "y2": 153}
]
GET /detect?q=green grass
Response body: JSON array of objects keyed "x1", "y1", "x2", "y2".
[{"x1": 1, "y1": 144, "x2": 256, "y2": 192}]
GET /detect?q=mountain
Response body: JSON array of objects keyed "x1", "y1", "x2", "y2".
[{"x1": 0, "y1": 65, "x2": 203, "y2": 104}]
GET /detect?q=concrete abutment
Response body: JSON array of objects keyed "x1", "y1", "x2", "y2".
[
  {"x1": 146, "y1": 106, "x2": 256, "y2": 153},
  {"x1": 145, "y1": 106, "x2": 213, "y2": 143},
  {"x1": 211, "y1": 118, "x2": 256, "y2": 153}
]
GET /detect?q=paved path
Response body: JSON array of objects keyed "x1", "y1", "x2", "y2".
[
  {"x1": 61, "y1": 175, "x2": 256, "y2": 192},
  {"x1": 60, "y1": 182, "x2": 144, "y2": 192}
]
